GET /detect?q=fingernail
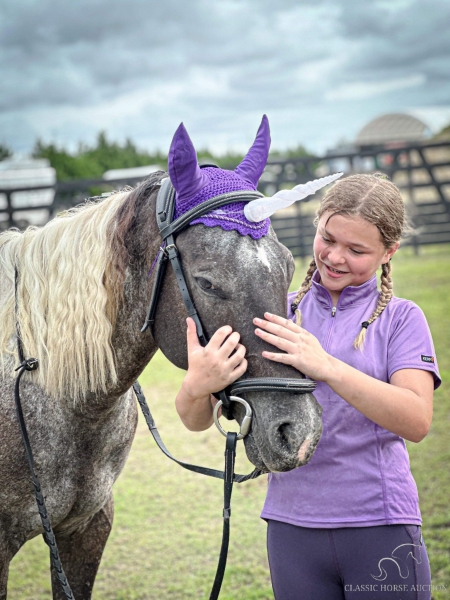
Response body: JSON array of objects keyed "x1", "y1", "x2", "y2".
[
  {"x1": 254, "y1": 317, "x2": 261, "y2": 324},
  {"x1": 265, "y1": 312, "x2": 273, "y2": 318},
  {"x1": 255, "y1": 328, "x2": 261, "y2": 334}
]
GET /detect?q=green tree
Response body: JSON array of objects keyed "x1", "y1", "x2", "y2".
[
  {"x1": 33, "y1": 133, "x2": 166, "y2": 181},
  {"x1": 269, "y1": 144, "x2": 311, "y2": 160},
  {"x1": 33, "y1": 132, "x2": 314, "y2": 182},
  {"x1": 434, "y1": 121, "x2": 450, "y2": 140},
  {"x1": 0, "y1": 144, "x2": 12, "y2": 161}
]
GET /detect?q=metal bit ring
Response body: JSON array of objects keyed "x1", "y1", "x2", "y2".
[{"x1": 213, "y1": 396, "x2": 252, "y2": 440}]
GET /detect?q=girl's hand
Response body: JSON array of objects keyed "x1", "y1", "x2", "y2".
[
  {"x1": 254, "y1": 314, "x2": 435, "y2": 443},
  {"x1": 176, "y1": 318, "x2": 247, "y2": 431},
  {"x1": 183, "y1": 317, "x2": 248, "y2": 400},
  {"x1": 253, "y1": 312, "x2": 334, "y2": 382}
]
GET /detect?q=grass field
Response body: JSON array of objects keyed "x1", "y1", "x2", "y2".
[{"x1": 7, "y1": 245, "x2": 450, "y2": 599}]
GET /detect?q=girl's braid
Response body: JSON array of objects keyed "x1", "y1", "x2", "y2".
[
  {"x1": 353, "y1": 261, "x2": 393, "y2": 349},
  {"x1": 291, "y1": 258, "x2": 316, "y2": 326}
]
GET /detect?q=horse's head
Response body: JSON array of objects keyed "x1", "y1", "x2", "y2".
[{"x1": 154, "y1": 117, "x2": 323, "y2": 473}]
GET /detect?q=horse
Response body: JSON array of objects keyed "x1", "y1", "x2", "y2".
[{"x1": 0, "y1": 117, "x2": 323, "y2": 599}]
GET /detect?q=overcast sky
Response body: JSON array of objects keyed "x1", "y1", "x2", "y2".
[{"x1": 1, "y1": 0, "x2": 450, "y2": 157}]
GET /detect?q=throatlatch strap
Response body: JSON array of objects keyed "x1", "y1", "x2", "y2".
[{"x1": 141, "y1": 248, "x2": 169, "y2": 333}]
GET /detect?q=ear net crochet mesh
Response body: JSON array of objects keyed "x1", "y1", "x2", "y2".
[{"x1": 173, "y1": 167, "x2": 270, "y2": 240}]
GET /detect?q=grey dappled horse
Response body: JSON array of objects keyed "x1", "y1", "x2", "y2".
[{"x1": 0, "y1": 129, "x2": 322, "y2": 600}]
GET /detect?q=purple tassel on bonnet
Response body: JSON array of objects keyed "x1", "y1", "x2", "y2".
[{"x1": 168, "y1": 116, "x2": 271, "y2": 239}]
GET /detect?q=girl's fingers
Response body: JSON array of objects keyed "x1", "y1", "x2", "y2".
[
  {"x1": 218, "y1": 331, "x2": 241, "y2": 357},
  {"x1": 262, "y1": 351, "x2": 295, "y2": 365},
  {"x1": 226, "y1": 343, "x2": 246, "y2": 368},
  {"x1": 265, "y1": 312, "x2": 301, "y2": 331},
  {"x1": 186, "y1": 317, "x2": 203, "y2": 352},
  {"x1": 253, "y1": 315, "x2": 301, "y2": 342},
  {"x1": 255, "y1": 328, "x2": 296, "y2": 352},
  {"x1": 231, "y1": 358, "x2": 248, "y2": 380},
  {"x1": 208, "y1": 325, "x2": 234, "y2": 351}
]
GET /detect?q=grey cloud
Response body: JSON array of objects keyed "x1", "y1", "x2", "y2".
[
  {"x1": 1, "y1": 0, "x2": 449, "y2": 153},
  {"x1": 334, "y1": 0, "x2": 450, "y2": 76},
  {"x1": 0, "y1": 0, "x2": 336, "y2": 105},
  {"x1": 1, "y1": 1, "x2": 195, "y2": 48}
]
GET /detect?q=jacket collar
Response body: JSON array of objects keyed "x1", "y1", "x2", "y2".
[{"x1": 310, "y1": 269, "x2": 379, "y2": 309}]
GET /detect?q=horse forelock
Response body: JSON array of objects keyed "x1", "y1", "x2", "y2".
[{"x1": 0, "y1": 173, "x2": 162, "y2": 403}]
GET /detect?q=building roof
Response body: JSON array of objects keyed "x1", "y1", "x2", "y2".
[
  {"x1": 103, "y1": 164, "x2": 162, "y2": 180},
  {"x1": 355, "y1": 113, "x2": 431, "y2": 147}
]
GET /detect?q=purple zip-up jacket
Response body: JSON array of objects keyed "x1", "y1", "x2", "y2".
[{"x1": 261, "y1": 271, "x2": 440, "y2": 528}]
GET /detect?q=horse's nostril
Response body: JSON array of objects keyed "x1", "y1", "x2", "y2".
[{"x1": 277, "y1": 422, "x2": 292, "y2": 450}]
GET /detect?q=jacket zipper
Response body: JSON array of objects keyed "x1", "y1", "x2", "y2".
[{"x1": 324, "y1": 306, "x2": 337, "y2": 351}]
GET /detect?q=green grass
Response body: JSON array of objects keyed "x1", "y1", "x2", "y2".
[
  {"x1": 8, "y1": 245, "x2": 450, "y2": 599},
  {"x1": 391, "y1": 247, "x2": 450, "y2": 600}
]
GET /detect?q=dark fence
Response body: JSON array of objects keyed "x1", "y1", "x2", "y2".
[
  {"x1": 266, "y1": 140, "x2": 450, "y2": 258},
  {"x1": 1, "y1": 140, "x2": 450, "y2": 258}
]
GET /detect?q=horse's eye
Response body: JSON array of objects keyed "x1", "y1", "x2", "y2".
[
  {"x1": 197, "y1": 277, "x2": 216, "y2": 290},
  {"x1": 195, "y1": 277, "x2": 227, "y2": 299}
]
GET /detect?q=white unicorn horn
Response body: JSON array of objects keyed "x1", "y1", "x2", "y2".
[{"x1": 244, "y1": 172, "x2": 344, "y2": 222}]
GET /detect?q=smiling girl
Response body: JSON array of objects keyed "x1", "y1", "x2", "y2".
[{"x1": 175, "y1": 173, "x2": 440, "y2": 600}]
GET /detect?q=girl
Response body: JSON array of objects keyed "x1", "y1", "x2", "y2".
[{"x1": 175, "y1": 173, "x2": 441, "y2": 600}]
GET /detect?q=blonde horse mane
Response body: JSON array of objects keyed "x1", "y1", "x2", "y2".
[{"x1": 0, "y1": 190, "x2": 132, "y2": 402}]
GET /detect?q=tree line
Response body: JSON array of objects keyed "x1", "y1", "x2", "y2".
[
  {"x1": 1, "y1": 122, "x2": 449, "y2": 182},
  {"x1": 0, "y1": 133, "x2": 310, "y2": 182}
]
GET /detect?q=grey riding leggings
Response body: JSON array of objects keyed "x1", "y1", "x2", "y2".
[{"x1": 267, "y1": 520, "x2": 432, "y2": 600}]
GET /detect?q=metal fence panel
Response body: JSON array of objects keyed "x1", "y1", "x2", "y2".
[{"x1": 1, "y1": 140, "x2": 450, "y2": 258}]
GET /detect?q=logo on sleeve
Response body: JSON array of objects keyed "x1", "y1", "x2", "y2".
[{"x1": 421, "y1": 355, "x2": 435, "y2": 363}]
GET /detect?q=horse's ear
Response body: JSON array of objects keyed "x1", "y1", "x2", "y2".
[
  {"x1": 235, "y1": 115, "x2": 271, "y2": 187},
  {"x1": 168, "y1": 123, "x2": 206, "y2": 200}
]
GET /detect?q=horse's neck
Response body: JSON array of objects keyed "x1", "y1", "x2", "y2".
[
  {"x1": 105, "y1": 193, "x2": 162, "y2": 401},
  {"x1": 68, "y1": 181, "x2": 164, "y2": 413}
]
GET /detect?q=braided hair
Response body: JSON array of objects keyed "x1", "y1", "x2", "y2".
[
  {"x1": 292, "y1": 258, "x2": 316, "y2": 327},
  {"x1": 292, "y1": 173, "x2": 406, "y2": 350}
]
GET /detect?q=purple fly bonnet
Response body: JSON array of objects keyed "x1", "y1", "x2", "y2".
[{"x1": 169, "y1": 115, "x2": 271, "y2": 240}]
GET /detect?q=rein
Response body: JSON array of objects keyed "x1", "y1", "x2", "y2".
[
  {"x1": 12, "y1": 174, "x2": 317, "y2": 600},
  {"x1": 13, "y1": 268, "x2": 75, "y2": 600}
]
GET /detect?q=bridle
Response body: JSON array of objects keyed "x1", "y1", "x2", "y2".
[
  {"x1": 13, "y1": 171, "x2": 317, "y2": 600},
  {"x1": 140, "y1": 172, "x2": 316, "y2": 414}
]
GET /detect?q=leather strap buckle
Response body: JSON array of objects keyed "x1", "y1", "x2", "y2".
[{"x1": 164, "y1": 243, "x2": 178, "y2": 257}]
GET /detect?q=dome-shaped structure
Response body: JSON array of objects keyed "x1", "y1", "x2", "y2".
[{"x1": 355, "y1": 113, "x2": 431, "y2": 147}]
